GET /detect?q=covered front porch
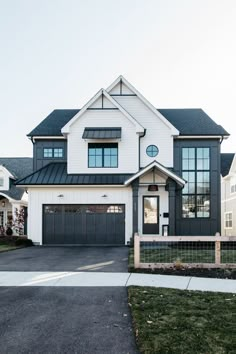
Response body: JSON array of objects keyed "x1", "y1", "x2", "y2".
[{"x1": 125, "y1": 161, "x2": 186, "y2": 236}]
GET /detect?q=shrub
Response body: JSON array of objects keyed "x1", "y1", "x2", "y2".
[{"x1": 15, "y1": 238, "x2": 33, "y2": 247}]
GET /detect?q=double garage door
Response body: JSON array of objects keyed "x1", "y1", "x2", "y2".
[{"x1": 43, "y1": 204, "x2": 125, "y2": 245}]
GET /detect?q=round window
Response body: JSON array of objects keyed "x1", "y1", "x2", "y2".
[{"x1": 146, "y1": 145, "x2": 159, "y2": 157}]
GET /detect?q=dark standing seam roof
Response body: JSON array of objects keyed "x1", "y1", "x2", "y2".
[
  {"x1": 0, "y1": 158, "x2": 33, "y2": 200},
  {"x1": 221, "y1": 153, "x2": 235, "y2": 177},
  {"x1": 27, "y1": 109, "x2": 80, "y2": 137},
  {"x1": 158, "y1": 109, "x2": 229, "y2": 136},
  {"x1": 82, "y1": 127, "x2": 122, "y2": 139},
  {"x1": 27, "y1": 108, "x2": 229, "y2": 137},
  {"x1": 16, "y1": 163, "x2": 132, "y2": 185}
]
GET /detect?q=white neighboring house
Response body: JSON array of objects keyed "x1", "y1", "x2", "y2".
[
  {"x1": 16, "y1": 76, "x2": 229, "y2": 245},
  {"x1": 0, "y1": 158, "x2": 32, "y2": 235},
  {"x1": 221, "y1": 153, "x2": 236, "y2": 236}
]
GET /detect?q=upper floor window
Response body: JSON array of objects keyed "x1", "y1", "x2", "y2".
[
  {"x1": 146, "y1": 145, "x2": 159, "y2": 157},
  {"x1": 88, "y1": 143, "x2": 118, "y2": 168},
  {"x1": 0, "y1": 177, "x2": 3, "y2": 187},
  {"x1": 225, "y1": 212, "x2": 232, "y2": 229},
  {"x1": 43, "y1": 148, "x2": 63, "y2": 158},
  {"x1": 182, "y1": 147, "x2": 210, "y2": 218},
  {"x1": 230, "y1": 184, "x2": 236, "y2": 194}
]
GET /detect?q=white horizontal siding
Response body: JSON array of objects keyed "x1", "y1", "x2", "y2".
[
  {"x1": 0, "y1": 170, "x2": 9, "y2": 191},
  {"x1": 68, "y1": 110, "x2": 139, "y2": 173},
  {"x1": 113, "y1": 96, "x2": 174, "y2": 167},
  {"x1": 221, "y1": 176, "x2": 236, "y2": 236},
  {"x1": 28, "y1": 187, "x2": 133, "y2": 245},
  {"x1": 90, "y1": 96, "x2": 116, "y2": 109}
]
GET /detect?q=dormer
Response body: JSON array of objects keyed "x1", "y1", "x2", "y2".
[{"x1": 0, "y1": 166, "x2": 15, "y2": 191}]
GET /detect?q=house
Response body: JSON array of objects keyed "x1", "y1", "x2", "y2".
[
  {"x1": 221, "y1": 153, "x2": 236, "y2": 236},
  {"x1": 16, "y1": 76, "x2": 229, "y2": 245},
  {"x1": 0, "y1": 158, "x2": 33, "y2": 234}
]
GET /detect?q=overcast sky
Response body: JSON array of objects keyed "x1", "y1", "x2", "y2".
[{"x1": 1, "y1": 0, "x2": 235, "y2": 157}]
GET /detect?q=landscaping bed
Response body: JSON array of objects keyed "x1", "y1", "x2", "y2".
[
  {"x1": 128, "y1": 286, "x2": 236, "y2": 354},
  {"x1": 0, "y1": 236, "x2": 33, "y2": 252}
]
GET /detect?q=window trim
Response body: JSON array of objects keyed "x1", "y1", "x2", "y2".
[
  {"x1": 181, "y1": 147, "x2": 211, "y2": 219},
  {"x1": 88, "y1": 143, "x2": 118, "y2": 168},
  {"x1": 224, "y1": 211, "x2": 233, "y2": 229},
  {"x1": 0, "y1": 177, "x2": 4, "y2": 187},
  {"x1": 146, "y1": 145, "x2": 159, "y2": 158}
]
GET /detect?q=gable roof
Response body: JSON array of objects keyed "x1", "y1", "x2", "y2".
[
  {"x1": 124, "y1": 160, "x2": 186, "y2": 187},
  {"x1": 221, "y1": 153, "x2": 235, "y2": 177},
  {"x1": 107, "y1": 76, "x2": 179, "y2": 136},
  {"x1": 61, "y1": 89, "x2": 144, "y2": 135},
  {"x1": 158, "y1": 109, "x2": 229, "y2": 136},
  {"x1": 0, "y1": 157, "x2": 33, "y2": 200},
  {"x1": 16, "y1": 162, "x2": 132, "y2": 186}
]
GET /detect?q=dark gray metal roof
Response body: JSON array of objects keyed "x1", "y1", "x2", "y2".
[
  {"x1": 0, "y1": 158, "x2": 33, "y2": 200},
  {"x1": 16, "y1": 163, "x2": 132, "y2": 185},
  {"x1": 221, "y1": 153, "x2": 235, "y2": 177},
  {"x1": 158, "y1": 109, "x2": 229, "y2": 136},
  {"x1": 28, "y1": 109, "x2": 80, "y2": 137},
  {"x1": 28, "y1": 108, "x2": 229, "y2": 138},
  {"x1": 82, "y1": 127, "x2": 121, "y2": 139}
]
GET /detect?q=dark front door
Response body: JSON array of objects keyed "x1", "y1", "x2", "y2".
[
  {"x1": 43, "y1": 204, "x2": 125, "y2": 245},
  {"x1": 143, "y1": 196, "x2": 159, "y2": 234}
]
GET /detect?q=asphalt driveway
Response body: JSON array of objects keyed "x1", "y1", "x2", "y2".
[
  {"x1": 0, "y1": 246, "x2": 129, "y2": 272},
  {"x1": 0, "y1": 286, "x2": 138, "y2": 354}
]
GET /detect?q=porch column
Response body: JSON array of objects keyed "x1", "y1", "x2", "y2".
[
  {"x1": 132, "y1": 178, "x2": 139, "y2": 234},
  {"x1": 166, "y1": 178, "x2": 176, "y2": 235}
]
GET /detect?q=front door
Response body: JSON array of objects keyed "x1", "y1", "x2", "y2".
[{"x1": 143, "y1": 196, "x2": 159, "y2": 234}]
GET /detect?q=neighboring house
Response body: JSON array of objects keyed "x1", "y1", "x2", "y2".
[
  {"x1": 221, "y1": 153, "x2": 236, "y2": 236},
  {"x1": 16, "y1": 76, "x2": 229, "y2": 245},
  {"x1": 0, "y1": 158, "x2": 33, "y2": 234}
]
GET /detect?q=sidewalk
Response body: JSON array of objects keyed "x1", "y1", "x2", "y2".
[{"x1": 0, "y1": 271, "x2": 235, "y2": 293}]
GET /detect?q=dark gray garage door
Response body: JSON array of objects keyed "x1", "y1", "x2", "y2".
[{"x1": 43, "y1": 204, "x2": 125, "y2": 245}]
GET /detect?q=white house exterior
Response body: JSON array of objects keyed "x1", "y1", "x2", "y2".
[
  {"x1": 16, "y1": 76, "x2": 229, "y2": 245},
  {"x1": 221, "y1": 153, "x2": 236, "y2": 236}
]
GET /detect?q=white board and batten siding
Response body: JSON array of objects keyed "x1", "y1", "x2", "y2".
[
  {"x1": 112, "y1": 95, "x2": 174, "y2": 168},
  {"x1": 67, "y1": 110, "x2": 139, "y2": 174},
  {"x1": 28, "y1": 187, "x2": 133, "y2": 245}
]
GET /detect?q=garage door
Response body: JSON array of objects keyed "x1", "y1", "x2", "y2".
[{"x1": 43, "y1": 204, "x2": 125, "y2": 245}]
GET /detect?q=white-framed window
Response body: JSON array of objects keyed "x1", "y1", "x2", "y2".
[
  {"x1": 225, "y1": 212, "x2": 233, "y2": 229},
  {"x1": 0, "y1": 177, "x2": 3, "y2": 186},
  {"x1": 230, "y1": 184, "x2": 236, "y2": 194}
]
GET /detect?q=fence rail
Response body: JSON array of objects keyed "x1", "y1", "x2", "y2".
[{"x1": 134, "y1": 234, "x2": 236, "y2": 269}]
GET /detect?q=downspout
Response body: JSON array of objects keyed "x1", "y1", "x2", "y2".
[{"x1": 139, "y1": 129, "x2": 146, "y2": 169}]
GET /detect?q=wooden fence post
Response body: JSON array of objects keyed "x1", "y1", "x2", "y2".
[
  {"x1": 215, "y1": 239, "x2": 221, "y2": 265},
  {"x1": 134, "y1": 233, "x2": 140, "y2": 268}
]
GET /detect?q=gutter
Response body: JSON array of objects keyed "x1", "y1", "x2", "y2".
[{"x1": 139, "y1": 129, "x2": 146, "y2": 169}]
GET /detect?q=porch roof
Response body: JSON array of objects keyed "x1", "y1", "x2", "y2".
[{"x1": 124, "y1": 161, "x2": 186, "y2": 187}]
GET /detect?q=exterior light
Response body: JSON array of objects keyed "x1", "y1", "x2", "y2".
[
  {"x1": 1, "y1": 201, "x2": 5, "y2": 208},
  {"x1": 148, "y1": 185, "x2": 158, "y2": 192}
]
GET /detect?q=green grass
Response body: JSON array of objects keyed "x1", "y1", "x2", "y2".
[
  {"x1": 128, "y1": 247, "x2": 236, "y2": 268},
  {"x1": 0, "y1": 244, "x2": 20, "y2": 252},
  {"x1": 128, "y1": 286, "x2": 236, "y2": 354}
]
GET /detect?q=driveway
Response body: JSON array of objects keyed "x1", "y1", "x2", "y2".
[
  {"x1": 0, "y1": 246, "x2": 129, "y2": 272},
  {"x1": 0, "y1": 286, "x2": 138, "y2": 354}
]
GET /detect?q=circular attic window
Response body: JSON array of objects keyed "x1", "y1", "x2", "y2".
[{"x1": 146, "y1": 145, "x2": 159, "y2": 157}]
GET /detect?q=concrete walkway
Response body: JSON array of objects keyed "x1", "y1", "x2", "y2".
[{"x1": 0, "y1": 271, "x2": 235, "y2": 293}]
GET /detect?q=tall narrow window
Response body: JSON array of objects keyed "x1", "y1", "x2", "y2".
[
  {"x1": 225, "y1": 212, "x2": 232, "y2": 229},
  {"x1": 182, "y1": 147, "x2": 210, "y2": 218}
]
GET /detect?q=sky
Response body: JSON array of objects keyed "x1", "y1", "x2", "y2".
[{"x1": 0, "y1": 0, "x2": 236, "y2": 157}]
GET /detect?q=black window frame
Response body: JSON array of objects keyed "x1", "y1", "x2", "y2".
[
  {"x1": 43, "y1": 148, "x2": 64, "y2": 159},
  {"x1": 182, "y1": 147, "x2": 210, "y2": 219},
  {"x1": 88, "y1": 143, "x2": 118, "y2": 168}
]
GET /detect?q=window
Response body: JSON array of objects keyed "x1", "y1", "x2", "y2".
[
  {"x1": 88, "y1": 143, "x2": 118, "y2": 168},
  {"x1": 146, "y1": 145, "x2": 159, "y2": 157},
  {"x1": 230, "y1": 184, "x2": 236, "y2": 194},
  {"x1": 0, "y1": 178, "x2": 4, "y2": 187},
  {"x1": 225, "y1": 212, "x2": 232, "y2": 229},
  {"x1": 182, "y1": 147, "x2": 210, "y2": 218},
  {"x1": 43, "y1": 148, "x2": 64, "y2": 158}
]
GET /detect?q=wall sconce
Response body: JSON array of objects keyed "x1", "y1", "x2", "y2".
[
  {"x1": 57, "y1": 194, "x2": 64, "y2": 198},
  {"x1": 148, "y1": 184, "x2": 158, "y2": 191},
  {"x1": 101, "y1": 194, "x2": 108, "y2": 198},
  {"x1": 1, "y1": 201, "x2": 5, "y2": 208}
]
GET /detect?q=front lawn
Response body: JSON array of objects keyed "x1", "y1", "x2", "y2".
[
  {"x1": 128, "y1": 286, "x2": 236, "y2": 354},
  {"x1": 0, "y1": 244, "x2": 20, "y2": 252}
]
